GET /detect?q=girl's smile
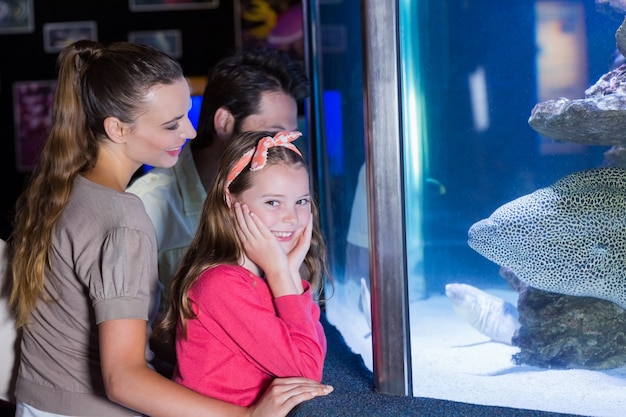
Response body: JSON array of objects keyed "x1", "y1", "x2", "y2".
[{"x1": 273, "y1": 230, "x2": 295, "y2": 241}]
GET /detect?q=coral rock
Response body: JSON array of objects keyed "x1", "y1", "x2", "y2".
[{"x1": 512, "y1": 286, "x2": 626, "y2": 369}]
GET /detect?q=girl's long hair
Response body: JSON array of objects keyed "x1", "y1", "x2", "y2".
[
  {"x1": 156, "y1": 131, "x2": 331, "y2": 342},
  {"x1": 9, "y1": 40, "x2": 183, "y2": 327}
]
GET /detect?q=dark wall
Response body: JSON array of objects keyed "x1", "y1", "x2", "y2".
[{"x1": 0, "y1": 0, "x2": 237, "y2": 240}]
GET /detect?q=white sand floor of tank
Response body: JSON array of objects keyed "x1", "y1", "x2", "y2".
[{"x1": 326, "y1": 282, "x2": 626, "y2": 417}]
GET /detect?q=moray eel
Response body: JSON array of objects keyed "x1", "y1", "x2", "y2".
[
  {"x1": 468, "y1": 168, "x2": 626, "y2": 309},
  {"x1": 445, "y1": 283, "x2": 519, "y2": 344}
]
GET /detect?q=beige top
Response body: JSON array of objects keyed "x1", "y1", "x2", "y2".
[{"x1": 15, "y1": 176, "x2": 159, "y2": 416}]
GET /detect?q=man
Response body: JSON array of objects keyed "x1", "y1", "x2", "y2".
[{"x1": 128, "y1": 48, "x2": 309, "y2": 311}]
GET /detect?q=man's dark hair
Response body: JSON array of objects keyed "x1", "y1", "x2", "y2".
[{"x1": 191, "y1": 48, "x2": 310, "y2": 150}]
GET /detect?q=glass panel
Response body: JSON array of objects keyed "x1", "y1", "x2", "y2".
[
  {"x1": 315, "y1": 0, "x2": 626, "y2": 415},
  {"x1": 410, "y1": 1, "x2": 626, "y2": 415},
  {"x1": 409, "y1": 1, "x2": 622, "y2": 416},
  {"x1": 315, "y1": 0, "x2": 373, "y2": 369}
]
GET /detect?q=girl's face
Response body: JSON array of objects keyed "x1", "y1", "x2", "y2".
[
  {"x1": 126, "y1": 78, "x2": 197, "y2": 169},
  {"x1": 237, "y1": 162, "x2": 311, "y2": 254}
]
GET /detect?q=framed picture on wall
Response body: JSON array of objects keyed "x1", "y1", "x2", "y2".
[
  {"x1": 129, "y1": 0, "x2": 219, "y2": 12},
  {"x1": 129, "y1": 29, "x2": 182, "y2": 58},
  {"x1": 43, "y1": 21, "x2": 98, "y2": 53},
  {"x1": 12, "y1": 80, "x2": 57, "y2": 172},
  {"x1": 0, "y1": 0, "x2": 34, "y2": 34}
]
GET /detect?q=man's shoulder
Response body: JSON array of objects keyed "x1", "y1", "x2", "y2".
[{"x1": 127, "y1": 167, "x2": 178, "y2": 197}]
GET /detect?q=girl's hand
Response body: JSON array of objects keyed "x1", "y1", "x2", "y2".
[
  {"x1": 287, "y1": 215, "x2": 312, "y2": 278},
  {"x1": 248, "y1": 377, "x2": 333, "y2": 417},
  {"x1": 234, "y1": 202, "x2": 287, "y2": 273},
  {"x1": 234, "y1": 202, "x2": 310, "y2": 296}
]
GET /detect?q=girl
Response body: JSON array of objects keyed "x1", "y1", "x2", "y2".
[
  {"x1": 9, "y1": 41, "x2": 331, "y2": 417},
  {"x1": 158, "y1": 130, "x2": 331, "y2": 407}
]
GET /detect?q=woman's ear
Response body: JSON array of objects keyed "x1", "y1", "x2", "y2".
[
  {"x1": 103, "y1": 117, "x2": 128, "y2": 144},
  {"x1": 214, "y1": 107, "x2": 235, "y2": 141}
]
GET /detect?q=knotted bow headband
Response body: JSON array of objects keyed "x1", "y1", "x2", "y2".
[{"x1": 226, "y1": 131, "x2": 303, "y2": 187}]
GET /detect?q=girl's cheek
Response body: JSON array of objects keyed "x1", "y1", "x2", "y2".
[{"x1": 299, "y1": 208, "x2": 312, "y2": 224}]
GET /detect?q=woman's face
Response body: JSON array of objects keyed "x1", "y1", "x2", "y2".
[
  {"x1": 126, "y1": 78, "x2": 197, "y2": 169},
  {"x1": 237, "y1": 162, "x2": 311, "y2": 255}
]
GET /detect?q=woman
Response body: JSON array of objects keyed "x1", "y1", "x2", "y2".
[{"x1": 9, "y1": 40, "x2": 331, "y2": 417}]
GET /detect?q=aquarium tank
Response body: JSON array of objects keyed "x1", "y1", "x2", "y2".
[{"x1": 309, "y1": 1, "x2": 626, "y2": 415}]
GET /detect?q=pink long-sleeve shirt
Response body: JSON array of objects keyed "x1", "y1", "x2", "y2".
[{"x1": 173, "y1": 264, "x2": 326, "y2": 406}]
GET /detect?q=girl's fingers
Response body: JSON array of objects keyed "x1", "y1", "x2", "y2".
[
  {"x1": 304, "y1": 215, "x2": 313, "y2": 241},
  {"x1": 289, "y1": 216, "x2": 313, "y2": 263},
  {"x1": 234, "y1": 202, "x2": 263, "y2": 241},
  {"x1": 233, "y1": 202, "x2": 252, "y2": 241},
  {"x1": 234, "y1": 203, "x2": 283, "y2": 266}
]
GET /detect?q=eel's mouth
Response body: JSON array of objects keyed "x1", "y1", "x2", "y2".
[{"x1": 467, "y1": 218, "x2": 497, "y2": 253}]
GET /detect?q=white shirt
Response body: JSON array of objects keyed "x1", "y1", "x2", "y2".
[
  {"x1": 127, "y1": 145, "x2": 206, "y2": 309},
  {"x1": 0, "y1": 238, "x2": 16, "y2": 404}
]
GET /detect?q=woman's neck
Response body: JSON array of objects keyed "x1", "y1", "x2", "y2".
[{"x1": 83, "y1": 148, "x2": 136, "y2": 192}]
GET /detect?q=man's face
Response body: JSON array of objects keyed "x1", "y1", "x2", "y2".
[{"x1": 238, "y1": 91, "x2": 299, "y2": 134}]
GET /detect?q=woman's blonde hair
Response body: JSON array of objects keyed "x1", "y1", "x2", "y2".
[
  {"x1": 157, "y1": 131, "x2": 331, "y2": 342},
  {"x1": 9, "y1": 40, "x2": 184, "y2": 327}
]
